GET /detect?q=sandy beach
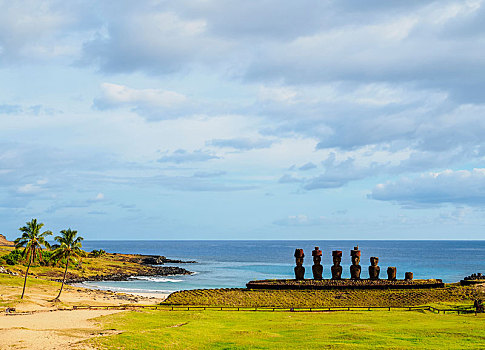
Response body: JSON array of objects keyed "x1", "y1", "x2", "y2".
[
  {"x1": 0, "y1": 309, "x2": 122, "y2": 350},
  {"x1": 0, "y1": 278, "x2": 169, "y2": 349}
]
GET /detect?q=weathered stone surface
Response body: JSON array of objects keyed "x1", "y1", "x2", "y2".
[
  {"x1": 350, "y1": 246, "x2": 361, "y2": 280},
  {"x1": 294, "y1": 248, "x2": 305, "y2": 280},
  {"x1": 474, "y1": 299, "x2": 484, "y2": 313},
  {"x1": 387, "y1": 266, "x2": 397, "y2": 281},
  {"x1": 368, "y1": 256, "x2": 380, "y2": 280},
  {"x1": 312, "y1": 247, "x2": 323, "y2": 280},
  {"x1": 331, "y1": 250, "x2": 342, "y2": 280},
  {"x1": 246, "y1": 278, "x2": 445, "y2": 290},
  {"x1": 0, "y1": 234, "x2": 14, "y2": 247},
  {"x1": 405, "y1": 272, "x2": 414, "y2": 281}
]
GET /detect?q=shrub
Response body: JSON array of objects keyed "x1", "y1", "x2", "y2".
[
  {"x1": 40, "y1": 250, "x2": 55, "y2": 266},
  {"x1": 2, "y1": 249, "x2": 23, "y2": 265},
  {"x1": 89, "y1": 249, "x2": 106, "y2": 258}
]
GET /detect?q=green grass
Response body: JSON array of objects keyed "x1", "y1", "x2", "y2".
[
  {"x1": 164, "y1": 286, "x2": 482, "y2": 308},
  {"x1": 1, "y1": 249, "x2": 156, "y2": 281},
  {"x1": 89, "y1": 309, "x2": 485, "y2": 349}
]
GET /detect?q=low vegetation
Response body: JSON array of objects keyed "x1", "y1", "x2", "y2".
[
  {"x1": 165, "y1": 286, "x2": 482, "y2": 308},
  {"x1": 88, "y1": 308, "x2": 485, "y2": 349}
]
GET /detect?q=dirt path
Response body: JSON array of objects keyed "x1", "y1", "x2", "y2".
[{"x1": 0, "y1": 309, "x2": 122, "y2": 350}]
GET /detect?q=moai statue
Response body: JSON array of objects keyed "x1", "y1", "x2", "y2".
[
  {"x1": 312, "y1": 246, "x2": 323, "y2": 280},
  {"x1": 387, "y1": 267, "x2": 397, "y2": 281},
  {"x1": 331, "y1": 250, "x2": 343, "y2": 280},
  {"x1": 294, "y1": 249, "x2": 305, "y2": 280},
  {"x1": 350, "y1": 246, "x2": 361, "y2": 280},
  {"x1": 368, "y1": 257, "x2": 380, "y2": 280},
  {"x1": 405, "y1": 272, "x2": 413, "y2": 281}
]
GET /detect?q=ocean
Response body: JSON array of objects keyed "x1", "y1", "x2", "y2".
[{"x1": 79, "y1": 240, "x2": 485, "y2": 294}]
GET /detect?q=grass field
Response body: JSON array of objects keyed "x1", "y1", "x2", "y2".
[
  {"x1": 164, "y1": 286, "x2": 482, "y2": 308},
  {"x1": 88, "y1": 308, "x2": 485, "y2": 349}
]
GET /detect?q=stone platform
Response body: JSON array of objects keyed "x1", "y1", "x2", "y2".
[{"x1": 246, "y1": 278, "x2": 444, "y2": 290}]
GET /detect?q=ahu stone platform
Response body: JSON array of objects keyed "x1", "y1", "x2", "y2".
[{"x1": 246, "y1": 278, "x2": 444, "y2": 290}]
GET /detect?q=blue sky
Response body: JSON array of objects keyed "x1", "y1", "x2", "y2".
[{"x1": 1, "y1": 0, "x2": 485, "y2": 240}]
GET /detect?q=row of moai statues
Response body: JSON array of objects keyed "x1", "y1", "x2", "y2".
[{"x1": 294, "y1": 246, "x2": 413, "y2": 281}]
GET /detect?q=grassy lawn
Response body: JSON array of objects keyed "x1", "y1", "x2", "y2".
[
  {"x1": 164, "y1": 286, "x2": 482, "y2": 308},
  {"x1": 89, "y1": 309, "x2": 485, "y2": 349}
]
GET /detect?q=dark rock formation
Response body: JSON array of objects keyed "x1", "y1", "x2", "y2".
[
  {"x1": 350, "y1": 246, "x2": 361, "y2": 280},
  {"x1": 294, "y1": 249, "x2": 305, "y2": 280},
  {"x1": 368, "y1": 256, "x2": 380, "y2": 280},
  {"x1": 461, "y1": 272, "x2": 485, "y2": 285},
  {"x1": 246, "y1": 278, "x2": 445, "y2": 290},
  {"x1": 387, "y1": 266, "x2": 397, "y2": 281},
  {"x1": 64, "y1": 266, "x2": 192, "y2": 284},
  {"x1": 331, "y1": 250, "x2": 343, "y2": 280},
  {"x1": 405, "y1": 272, "x2": 414, "y2": 281},
  {"x1": 312, "y1": 247, "x2": 323, "y2": 280},
  {"x1": 464, "y1": 272, "x2": 484, "y2": 281},
  {"x1": 138, "y1": 255, "x2": 197, "y2": 265}
]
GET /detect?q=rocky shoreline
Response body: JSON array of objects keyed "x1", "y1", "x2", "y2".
[
  {"x1": 120, "y1": 253, "x2": 197, "y2": 265},
  {"x1": 64, "y1": 265, "x2": 193, "y2": 284}
]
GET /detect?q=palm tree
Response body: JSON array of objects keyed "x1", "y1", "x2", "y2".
[
  {"x1": 51, "y1": 228, "x2": 84, "y2": 300},
  {"x1": 14, "y1": 219, "x2": 52, "y2": 299}
]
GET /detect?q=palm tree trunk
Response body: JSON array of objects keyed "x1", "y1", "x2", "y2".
[
  {"x1": 56, "y1": 256, "x2": 70, "y2": 300},
  {"x1": 21, "y1": 259, "x2": 32, "y2": 299}
]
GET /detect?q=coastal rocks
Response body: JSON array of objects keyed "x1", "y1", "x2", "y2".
[
  {"x1": 312, "y1": 247, "x2": 323, "y2": 280},
  {"x1": 350, "y1": 246, "x2": 361, "y2": 280},
  {"x1": 137, "y1": 255, "x2": 197, "y2": 265},
  {"x1": 460, "y1": 272, "x2": 485, "y2": 286},
  {"x1": 0, "y1": 266, "x2": 18, "y2": 275},
  {"x1": 464, "y1": 273, "x2": 484, "y2": 281},
  {"x1": 387, "y1": 267, "x2": 397, "y2": 281},
  {"x1": 64, "y1": 266, "x2": 192, "y2": 284},
  {"x1": 331, "y1": 251, "x2": 343, "y2": 280},
  {"x1": 405, "y1": 272, "x2": 414, "y2": 281},
  {"x1": 368, "y1": 257, "x2": 380, "y2": 280},
  {"x1": 294, "y1": 249, "x2": 305, "y2": 280}
]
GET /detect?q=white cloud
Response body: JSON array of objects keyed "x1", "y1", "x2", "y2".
[
  {"x1": 16, "y1": 179, "x2": 48, "y2": 194},
  {"x1": 274, "y1": 214, "x2": 325, "y2": 226},
  {"x1": 158, "y1": 149, "x2": 220, "y2": 163},
  {"x1": 370, "y1": 168, "x2": 485, "y2": 206},
  {"x1": 258, "y1": 86, "x2": 297, "y2": 103},
  {"x1": 94, "y1": 83, "x2": 187, "y2": 110},
  {"x1": 207, "y1": 137, "x2": 274, "y2": 150}
]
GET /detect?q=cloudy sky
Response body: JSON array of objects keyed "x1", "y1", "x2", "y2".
[{"x1": 1, "y1": 0, "x2": 485, "y2": 240}]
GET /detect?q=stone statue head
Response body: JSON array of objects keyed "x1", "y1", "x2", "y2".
[
  {"x1": 294, "y1": 248, "x2": 305, "y2": 259},
  {"x1": 351, "y1": 255, "x2": 360, "y2": 265},
  {"x1": 332, "y1": 250, "x2": 342, "y2": 265},
  {"x1": 370, "y1": 257, "x2": 379, "y2": 266},
  {"x1": 350, "y1": 246, "x2": 361, "y2": 266}
]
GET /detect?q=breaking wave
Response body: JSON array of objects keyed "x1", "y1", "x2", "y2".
[{"x1": 129, "y1": 276, "x2": 184, "y2": 283}]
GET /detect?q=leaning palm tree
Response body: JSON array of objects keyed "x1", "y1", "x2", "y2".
[
  {"x1": 51, "y1": 228, "x2": 84, "y2": 300},
  {"x1": 14, "y1": 219, "x2": 52, "y2": 299}
]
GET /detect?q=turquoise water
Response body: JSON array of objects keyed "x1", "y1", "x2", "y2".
[{"x1": 79, "y1": 240, "x2": 485, "y2": 293}]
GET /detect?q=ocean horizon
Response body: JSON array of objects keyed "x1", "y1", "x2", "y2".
[{"x1": 78, "y1": 240, "x2": 485, "y2": 294}]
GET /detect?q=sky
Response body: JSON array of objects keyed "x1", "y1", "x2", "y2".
[{"x1": 1, "y1": 0, "x2": 485, "y2": 240}]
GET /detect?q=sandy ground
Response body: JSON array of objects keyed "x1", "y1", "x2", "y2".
[
  {"x1": 0, "y1": 309, "x2": 122, "y2": 350},
  {"x1": 1, "y1": 282, "x2": 169, "y2": 313},
  {"x1": 0, "y1": 278, "x2": 170, "y2": 349}
]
